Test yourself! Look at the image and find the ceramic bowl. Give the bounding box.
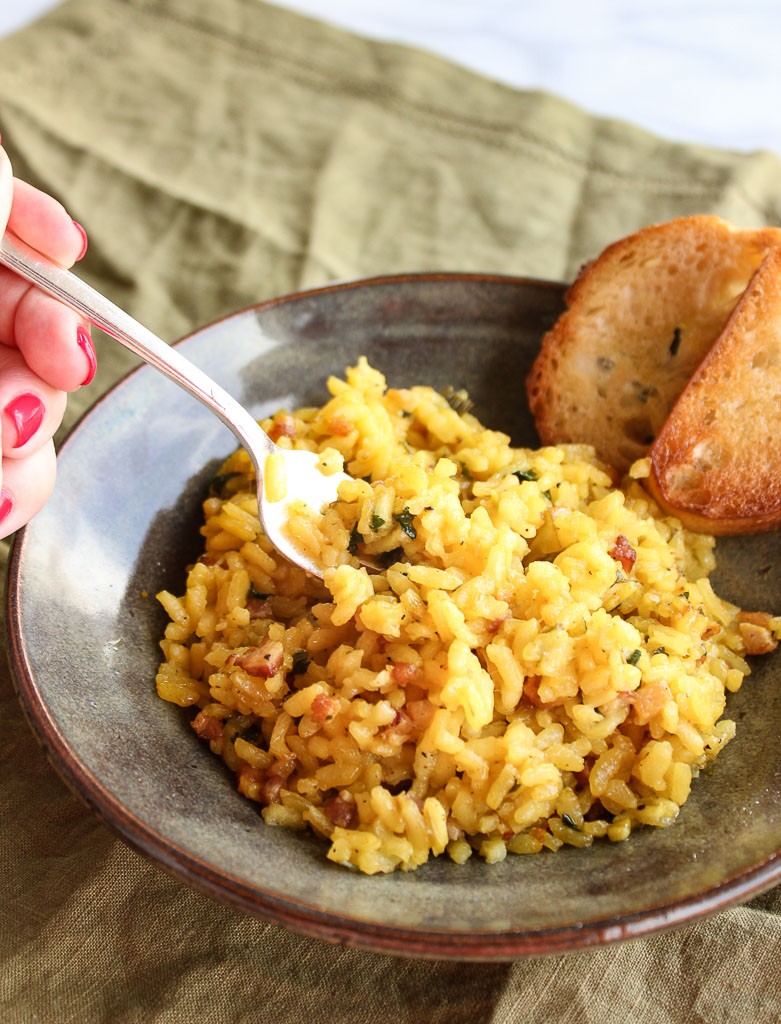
[7,273,781,959]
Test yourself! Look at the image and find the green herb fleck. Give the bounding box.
[209,471,242,497]
[376,547,404,569]
[513,469,538,483]
[394,508,417,540]
[628,649,642,666]
[290,650,310,676]
[652,646,667,656]
[370,513,386,531]
[348,525,363,555]
[543,489,553,502]
[247,584,269,601]
[561,813,578,829]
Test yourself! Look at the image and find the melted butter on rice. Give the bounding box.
[155,359,780,874]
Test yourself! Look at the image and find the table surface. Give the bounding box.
[3,0,781,157]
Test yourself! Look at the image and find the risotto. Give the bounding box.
[156,359,779,874]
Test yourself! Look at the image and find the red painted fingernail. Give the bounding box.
[72,220,88,261]
[0,488,13,524]
[77,325,97,386]
[4,392,45,448]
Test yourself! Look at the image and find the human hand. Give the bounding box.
[0,146,96,538]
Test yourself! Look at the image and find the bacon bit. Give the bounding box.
[405,699,435,730]
[236,763,265,801]
[324,792,358,829]
[191,711,224,742]
[522,675,566,709]
[247,596,273,620]
[609,534,637,575]
[267,414,297,442]
[391,662,419,686]
[385,709,415,737]
[575,758,594,789]
[376,636,388,653]
[738,611,775,629]
[260,755,296,805]
[237,640,284,678]
[738,612,778,656]
[701,623,720,640]
[197,554,219,566]
[311,693,340,724]
[630,682,669,725]
[327,414,354,437]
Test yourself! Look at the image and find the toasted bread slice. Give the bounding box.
[647,247,781,534]
[526,215,781,473]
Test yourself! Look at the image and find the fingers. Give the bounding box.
[0,145,96,392]
[0,267,96,391]
[0,440,57,539]
[0,346,67,459]
[8,177,88,269]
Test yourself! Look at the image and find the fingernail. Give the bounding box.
[0,488,13,524]
[77,325,97,386]
[72,220,88,261]
[4,393,45,448]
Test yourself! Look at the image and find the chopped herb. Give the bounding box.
[370,513,386,531]
[375,546,404,569]
[348,525,363,555]
[628,649,642,666]
[561,813,578,829]
[669,326,682,357]
[247,584,269,601]
[543,489,553,502]
[652,646,667,656]
[290,650,310,675]
[460,463,473,481]
[441,385,473,414]
[239,723,263,746]
[209,471,242,497]
[513,469,538,483]
[394,508,417,540]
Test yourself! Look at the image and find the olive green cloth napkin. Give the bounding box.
[1,1,780,1021]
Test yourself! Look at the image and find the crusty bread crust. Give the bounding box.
[526,215,781,473]
[648,247,781,534]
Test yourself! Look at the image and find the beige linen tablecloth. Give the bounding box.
[1,2,780,1020]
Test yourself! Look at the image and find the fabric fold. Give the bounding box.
[0,1,779,1021]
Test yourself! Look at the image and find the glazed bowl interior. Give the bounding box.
[7,273,781,959]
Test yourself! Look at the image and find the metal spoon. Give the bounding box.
[0,231,349,579]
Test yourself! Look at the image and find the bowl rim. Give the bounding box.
[7,271,781,960]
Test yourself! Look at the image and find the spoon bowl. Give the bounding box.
[0,232,347,578]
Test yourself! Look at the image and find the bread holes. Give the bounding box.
[690,438,727,472]
[751,345,780,370]
[664,463,712,508]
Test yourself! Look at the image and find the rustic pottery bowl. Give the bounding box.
[7,273,781,959]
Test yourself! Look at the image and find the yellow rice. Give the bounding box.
[156,358,779,874]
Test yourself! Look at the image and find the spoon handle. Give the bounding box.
[0,231,275,464]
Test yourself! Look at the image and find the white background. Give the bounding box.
[2,0,781,156]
